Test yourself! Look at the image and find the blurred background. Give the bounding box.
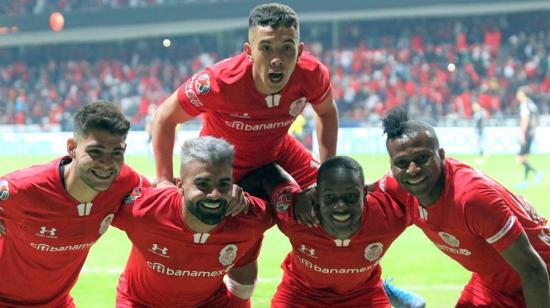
[1,0,549,307]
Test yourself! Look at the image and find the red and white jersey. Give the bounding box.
[377,158,550,292]
[271,183,410,298]
[113,186,273,307]
[177,51,332,168]
[0,157,145,307]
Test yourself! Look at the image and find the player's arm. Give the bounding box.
[311,93,338,162]
[224,260,257,308]
[500,232,550,308]
[152,90,195,187]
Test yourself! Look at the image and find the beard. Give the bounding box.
[186,199,228,225]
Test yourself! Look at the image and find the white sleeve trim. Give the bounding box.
[486,216,516,244]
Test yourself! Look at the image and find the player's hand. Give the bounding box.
[155,179,178,188]
[293,187,319,227]
[226,184,249,217]
[0,219,5,236]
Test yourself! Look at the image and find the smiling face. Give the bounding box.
[181,160,233,226]
[69,129,126,192]
[387,131,445,206]
[317,166,364,239]
[245,25,303,95]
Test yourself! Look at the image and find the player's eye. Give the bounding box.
[87,149,102,157]
[261,45,271,52]
[322,194,336,203]
[343,193,359,203]
[415,154,430,165]
[394,160,409,170]
[218,181,232,192]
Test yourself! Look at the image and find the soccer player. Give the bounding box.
[113,136,273,307]
[152,2,338,189]
[239,158,425,308]
[0,101,147,307]
[516,86,543,188]
[377,107,550,307]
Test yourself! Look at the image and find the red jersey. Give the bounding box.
[378,158,550,292]
[177,51,332,170]
[270,183,410,301]
[0,157,145,307]
[112,186,273,307]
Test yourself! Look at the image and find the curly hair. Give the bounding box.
[382,107,440,150]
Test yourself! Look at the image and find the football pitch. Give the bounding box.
[2,154,549,307]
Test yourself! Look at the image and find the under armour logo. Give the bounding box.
[149,243,169,257]
[298,244,317,258]
[37,226,57,238]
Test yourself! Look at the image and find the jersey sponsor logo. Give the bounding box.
[288,97,307,117]
[219,244,238,266]
[435,243,472,256]
[36,226,57,238]
[124,188,142,204]
[296,255,378,274]
[147,261,234,278]
[364,242,384,261]
[0,179,9,200]
[149,243,170,258]
[99,214,114,235]
[193,232,211,244]
[298,244,317,258]
[225,119,293,131]
[334,239,350,247]
[265,94,281,108]
[76,202,93,216]
[194,73,211,95]
[438,232,460,247]
[30,241,95,252]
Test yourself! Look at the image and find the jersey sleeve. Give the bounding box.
[112,187,144,233]
[235,236,264,267]
[463,187,524,252]
[176,69,220,116]
[303,56,332,105]
[268,181,301,224]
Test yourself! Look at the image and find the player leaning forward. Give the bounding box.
[114,136,272,307]
[377,108,550,307]
[0,101,146,307]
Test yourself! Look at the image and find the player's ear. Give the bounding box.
[244,42,252,61]
[438,148,445,161]
[67,138,77,158]
[297,42,304,59]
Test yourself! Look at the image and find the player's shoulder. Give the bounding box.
[207,52,250,87]
[1,158,60,193]
[365,190,409,225]
[122,186,180,217]
[296,51,326,72]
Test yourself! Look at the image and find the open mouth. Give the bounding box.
[331,213,352,223]
[199,200,226,211]
[91,169,115,180]
[268,72,284,83]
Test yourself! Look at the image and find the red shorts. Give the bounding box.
[271,279,391,308]
[456,273,525,308]
[233,134,319,189]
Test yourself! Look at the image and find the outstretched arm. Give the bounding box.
[500,232,550,308]
[311,94,338,162]
[152,91,194,187]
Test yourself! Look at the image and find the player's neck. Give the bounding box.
[182,209,218,233]
[63,162,99,203]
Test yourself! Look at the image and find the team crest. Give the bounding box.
[364,242,384,261]
[439,232,460,247]
[219,244,238,266]
[124,188,142,204]
[273,188,294,213]
[194,73,211,95]
[99,213,115,235]
[288,97,306,117]
[0,179,9,200]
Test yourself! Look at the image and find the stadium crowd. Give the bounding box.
[0,12,548,129]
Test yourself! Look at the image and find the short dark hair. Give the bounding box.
[318,156,364,186]
[249,3,299,30]
[382,107,439,150]
[73,101,130,138]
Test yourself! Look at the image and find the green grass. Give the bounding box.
[2,154,549,307]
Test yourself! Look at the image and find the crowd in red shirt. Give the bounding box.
[0,12,548,129]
